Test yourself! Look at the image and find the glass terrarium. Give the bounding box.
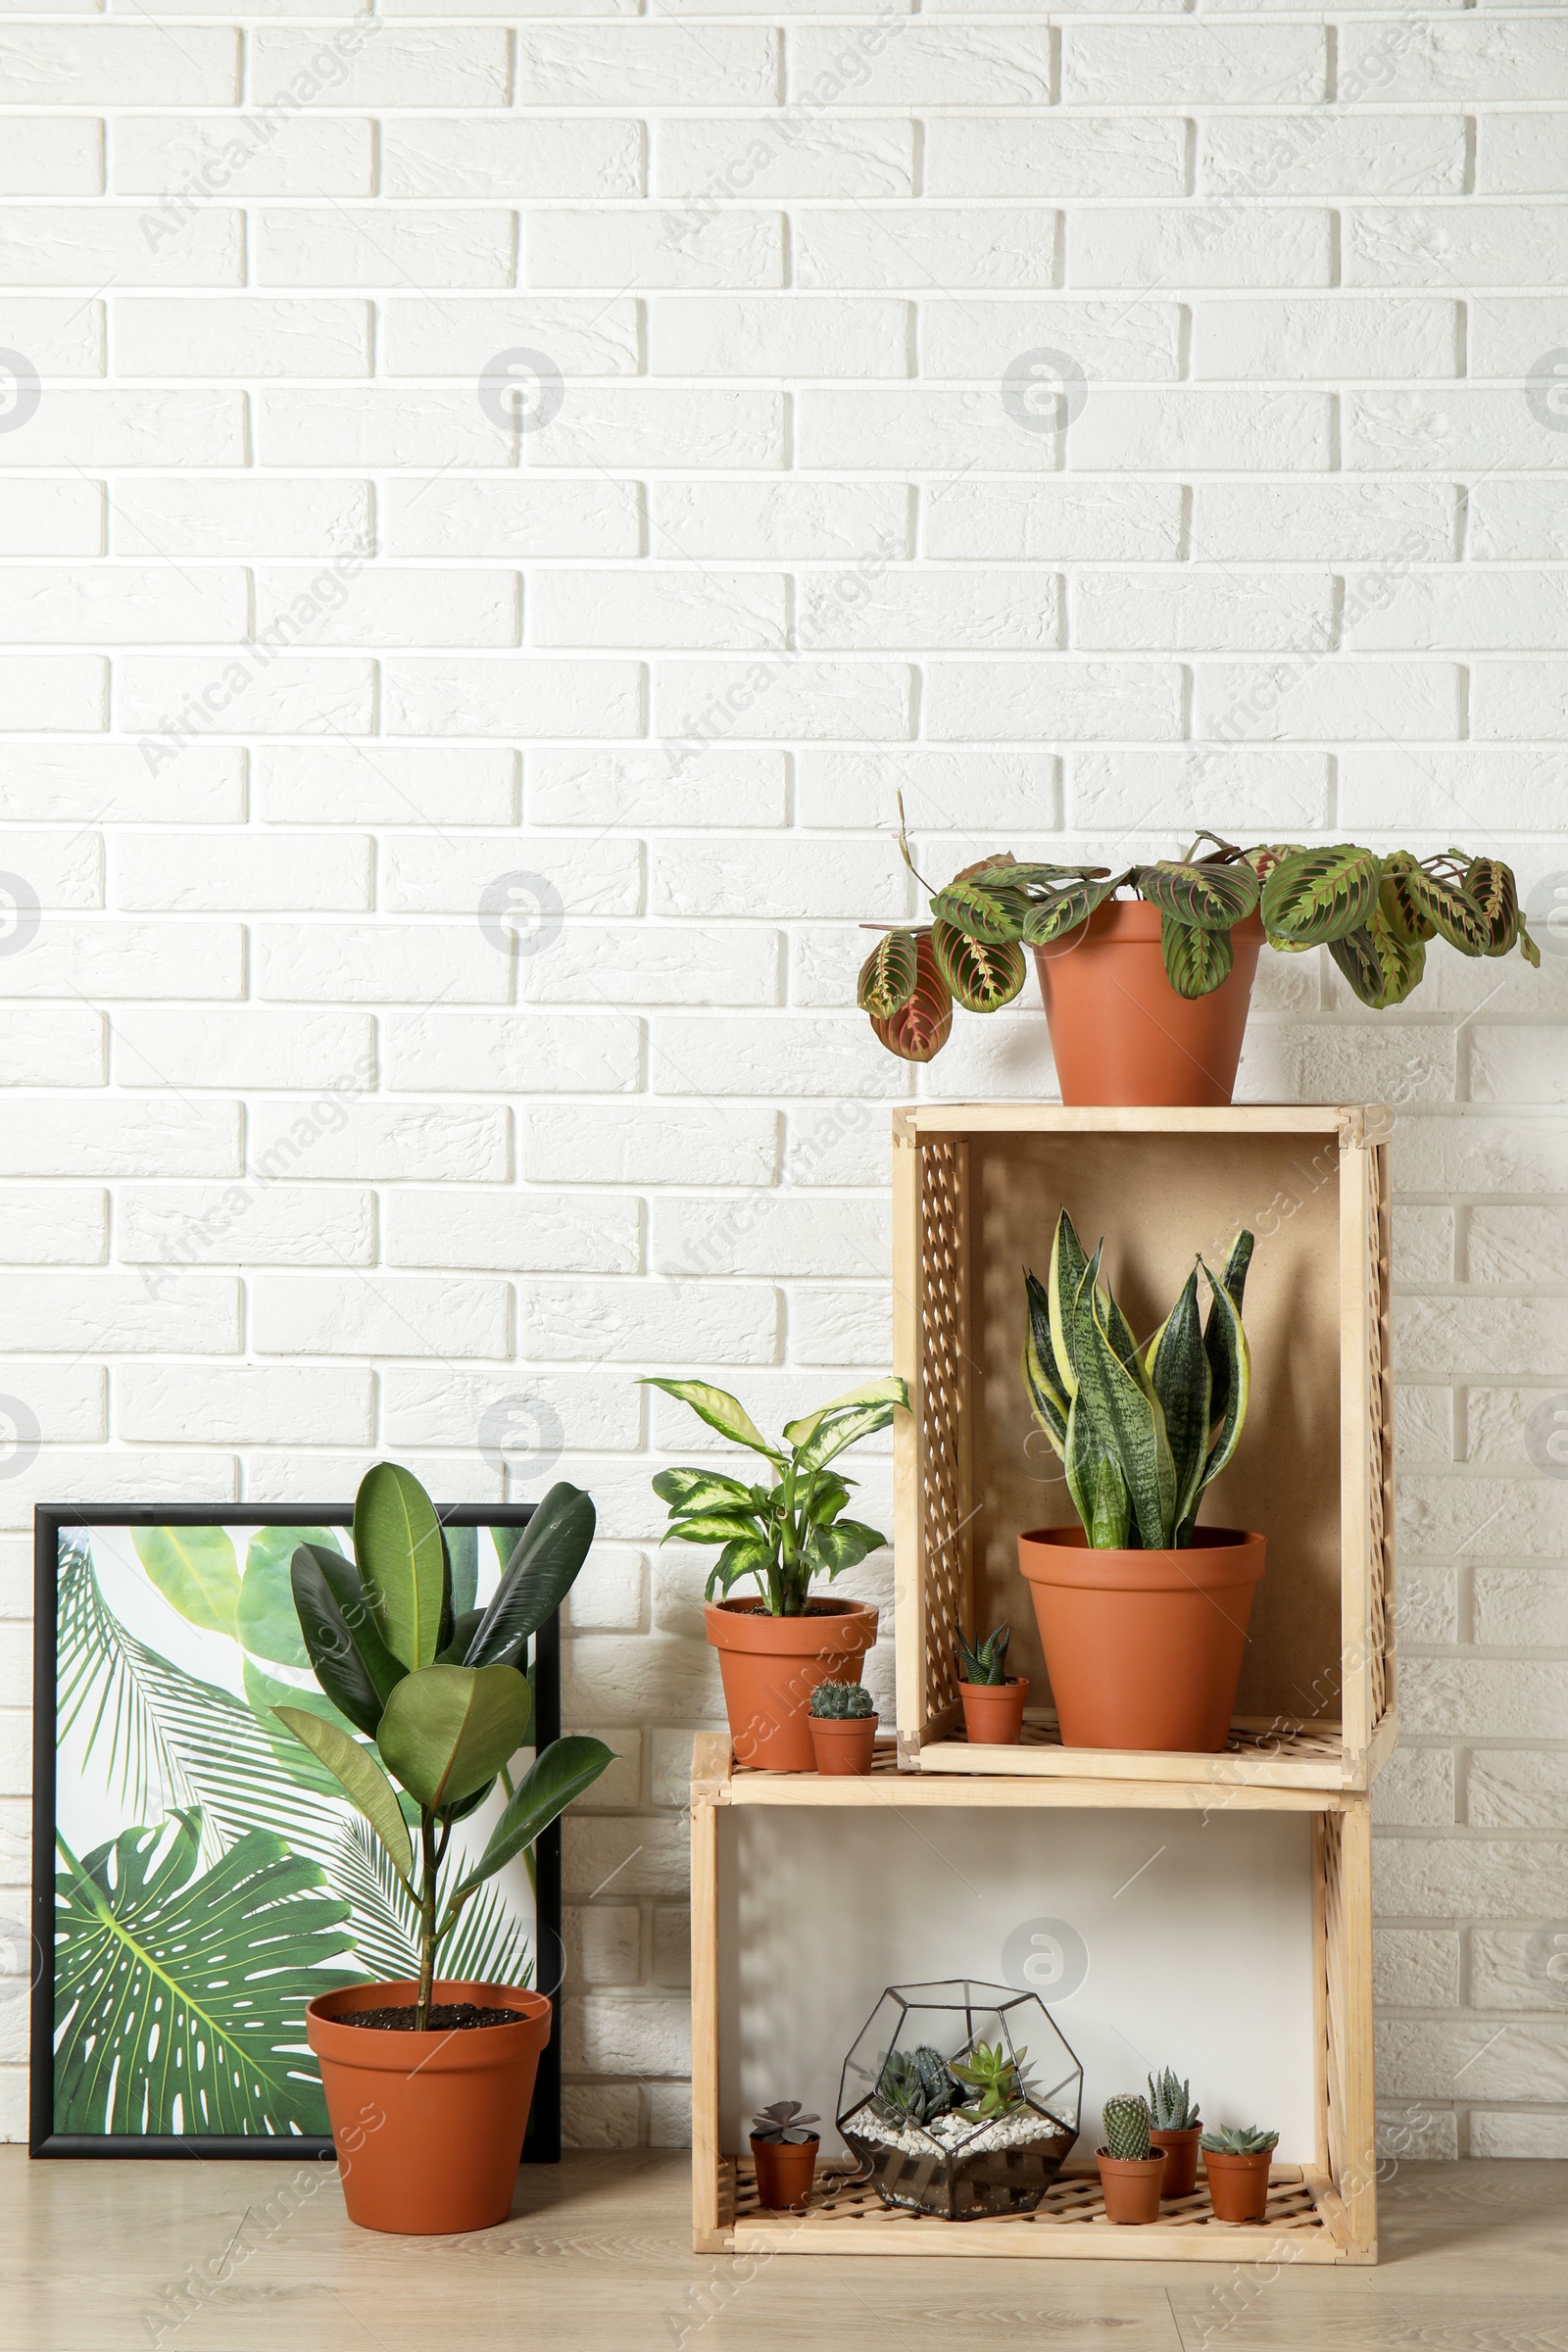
[837,1979,1082,2221]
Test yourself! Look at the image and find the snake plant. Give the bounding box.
[1024,1207,1253,1551]
[858,825,1539,1062]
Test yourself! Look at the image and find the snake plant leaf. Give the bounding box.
[1020,874,1121,946]
[929,872,1031,945]
[291,1542,408,1738]
[1145,1268,1214,1541]
[784,1375,906,1452]
[464,1482,596,1670]
[273,1705,416,1892]
[1022,1269,1068,1450]
[353,1462,447,1672]
[931,919,1027,1014]
[1160,912,1236,1001]
[857,928,920,1018]
[1138,858,1260,932]
[441,1737,615,1928]
[1047,1208,1093,1401]
[1072,1265,1177,1549]
[1204,1230,1254,1435]
[870,930,953,1061]
[1260,844,1381,947]
[1400,865,1490,956]
[1064,1396,1132,1548]
[1462,858,1521,956]
[1189,1259,1252,1530]
[377,1663,533,1812]
[132,1526,241,1641]
[640,1377,783,1463]
[53,1811,353,2138]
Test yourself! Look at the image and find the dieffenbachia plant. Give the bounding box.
[276,1463,613,2030]
[644,1375,907,1616]
[858,831,1540,1063]
[1023,1208,1254,1551]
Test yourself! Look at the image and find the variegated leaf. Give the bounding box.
[857,928,919,1018]
[1243,842,1305,882]
[1260,843,1381,947]
[1462,857,1520,956]
[931,918,1027,1012]
[1379,852,1436,944]
[1160,913,1235,1000]
[1144,1269,1212,1544]
[869,930,953,1061]
[1020,874,1121,946]
[928,872,1030,945]
[1138,858,1260,932]
[1401,865,1490,956]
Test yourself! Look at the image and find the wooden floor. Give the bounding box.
[0,2150,1563,2351]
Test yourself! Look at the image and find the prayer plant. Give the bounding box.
[276,1462,613,2030]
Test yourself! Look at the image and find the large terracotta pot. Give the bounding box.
[1017,1527,1266,1752]
[1032,903,1264,1106]
[1202,2145,1275,2224]
[307,1978,550,2234]
[958,1676,1029,1745]
[706,1596,878,1772]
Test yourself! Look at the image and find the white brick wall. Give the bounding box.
[0,0,1565,2162]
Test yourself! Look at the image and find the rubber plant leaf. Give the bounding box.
[857,928,919,1019]
[639,1377,783,1463]
[1144,1268,1214,1541]
[464,1481,596,1669]
[1138,858,1259,932]
[353,1461,448,1672]
[273,1703,416,1892]
[441,1737,615,1928]
[1401,864,1490,956]
[377,1662,534,1812]
[870,930,953,1062]
[1462,857,1520,956]
[931,920,1027,1014]
[1020,874,1121,947]
[1160,912,1235,1001]
[1259,844,1381,947]
[290,1541,409,1738]
[132,1526,241,1640]
[52,1809,354,2138]
[1204,1229,1254,1436]
[928,872,1031,946]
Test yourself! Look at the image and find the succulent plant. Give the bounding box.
[874,2043,957,2126]
[956,1623,1010,1686]
[1024,1205,1253,1551]
[1102,2092,1153,2162]
[809,1678,875,1719]
[951,2038,1030,2124]
[645,1375,906,1616]
[1148,2069,1200,2132]
[1201,2123,1279,2156]
[858,823,1540,1063]
[751,2099,820,2145]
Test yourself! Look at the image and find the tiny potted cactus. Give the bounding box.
[1148,2068,1202,2198]
[1201,2123,1279,2223]
[809,1677,879,1774]
[1096,2091,1167,2225]
[956,1622,1029,1745]
[749,2099,820,2211]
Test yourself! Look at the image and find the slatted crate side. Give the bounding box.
[1319,1803,1378,2261]
[893,1119,972,1753]
[1371,1137,1396,1740]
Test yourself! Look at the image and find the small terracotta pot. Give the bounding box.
[958,1676,1029,1745]
[1033,902,1264,1107]
[750,2132,819,2211]
[1018,1526,1266,1752]
[809,1712,878,1775]
[706,1596,877,1773]
[1152,2125,1202,2199]
[1203,2146,1274,2224]
[1096,2147,1167,2225]
[306,1978,551,2235]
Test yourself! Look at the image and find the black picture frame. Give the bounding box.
[30,1502,562,2164]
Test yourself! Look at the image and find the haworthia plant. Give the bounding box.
[1023,1207,1254,1551]
[858,828,1540,1062]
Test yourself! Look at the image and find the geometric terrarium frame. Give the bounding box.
[29,1504,561,2161]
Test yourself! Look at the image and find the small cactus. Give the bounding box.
[1200,2123,1278,2156]
[809,1678,875,1719]
[1148,2068,1200,2132]
[1102,2092,1152,2162]
[874,2043,956,2125]
[956,1623,1010,1686]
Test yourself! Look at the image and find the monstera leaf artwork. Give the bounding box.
[54,1810,353,2137]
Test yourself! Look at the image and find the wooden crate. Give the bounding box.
[689,1736,1377,2264]
[891,1104,1396,1791]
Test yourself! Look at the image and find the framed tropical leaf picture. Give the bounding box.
[29,1504,562,2159]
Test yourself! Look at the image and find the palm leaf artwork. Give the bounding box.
[53,1519,549,2131]
[54,1810,355,2137]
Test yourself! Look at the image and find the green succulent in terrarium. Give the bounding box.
[873,2043,957,2127]
[951,2038,1031,2124]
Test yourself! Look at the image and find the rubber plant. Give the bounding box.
[858,824,1540,1064]
[276,1462,613,2030]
